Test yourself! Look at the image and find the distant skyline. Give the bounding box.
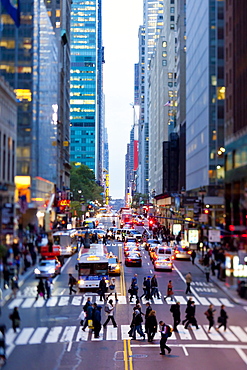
[102,0,143,199]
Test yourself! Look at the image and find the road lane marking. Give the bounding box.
[197,297,210,306]
[182,345,189,356]
[45,326,63,343]
[123,340,128,370]
[172,295,187,304]
[229,326,247,342]
[177,325,192,340]
[91,331,103,341]
[67,341,73,351]
[58,296,70,306]
[29,327,48,344]
[235,348,247,365]
[173,265,201,301]
[21,298,36,308]
[46,297,58,307]
[106,325,118,340]
[60,326,76,342]
[33,298,46,308]
[203,326,224,341]
[219,298,234,308]
[219,328,238,342]
[71,296,83,306]
[207,297,222,306]
[15,328,34,345]
[191,325,208,341]
[186,296,201,305]
[8,298,24,310]
[121,325,130,340]
[5,329,18,346]
[128,339,133,370]
[76,327,89,341]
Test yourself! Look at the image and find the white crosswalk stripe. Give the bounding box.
[7,295,235,309]
[5,324,247,347]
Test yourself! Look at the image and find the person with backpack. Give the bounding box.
[170,301,181,332]
[103,299,117,328]
[159,321,172,355]
[68,274,77,295]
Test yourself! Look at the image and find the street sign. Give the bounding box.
[208,229,221,242]
[199,214,208,223]
[188,229,199,244]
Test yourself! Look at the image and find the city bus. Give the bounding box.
[76,243,109,290]
[82,217,99,229]
[53,229,78,256]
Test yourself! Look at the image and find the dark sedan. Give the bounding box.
[125,252,142,267]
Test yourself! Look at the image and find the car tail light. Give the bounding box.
[175,250,178,253]
[171,256,174,260]
[168,263,172,266]
[188,251,192,254]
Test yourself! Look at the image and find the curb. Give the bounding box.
[194,260,247,306]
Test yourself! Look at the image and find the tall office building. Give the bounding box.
[0,0,58,226]
[224,0,247,232]
[149,0,177,197]
[186,0,225,226]
[137,0,163,195]
[70,0,104,183]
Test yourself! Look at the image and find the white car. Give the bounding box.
[97,223,105,230]
[154,256,173,271]
[34,258,61,278]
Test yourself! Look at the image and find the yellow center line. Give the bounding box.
[123,339,128,370]
[128,339,133,370]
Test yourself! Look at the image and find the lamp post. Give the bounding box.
[198,186,207,256]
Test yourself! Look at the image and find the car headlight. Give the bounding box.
[34,268,41,274]
[48,268,55,274]
[78,280,84,285]
[67,246,72,252]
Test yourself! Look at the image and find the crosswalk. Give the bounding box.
[5,324,247,346]
[8,294,234,310]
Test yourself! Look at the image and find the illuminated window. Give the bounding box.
[217,86,225,100]
[211,75,217,86]
[168,73,173,79]
[212,130,217,141]
[162,51,167,57]
[162,41,167,47]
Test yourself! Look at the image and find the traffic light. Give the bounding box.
[203,208,210,214]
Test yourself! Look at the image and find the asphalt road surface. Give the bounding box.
[2,217,247,370]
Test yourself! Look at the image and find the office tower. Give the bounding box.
[149,0,177,197]
[186,0,225,226]
[0,0,58,226]
[137,0,163,195]
[70,0,104,183]
[224,0,247,231]
[176,0,186,191]
[0,76,17,243]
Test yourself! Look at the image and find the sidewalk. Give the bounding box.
[194,256,247,306]
[1,266,35,306]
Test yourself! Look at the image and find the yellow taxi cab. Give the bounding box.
[107,252,121,275]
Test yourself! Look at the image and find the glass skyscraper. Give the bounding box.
[70,0,104,182]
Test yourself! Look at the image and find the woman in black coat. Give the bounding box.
[10,307,20,333]
[145,310,157,342]
[216,304,228,331]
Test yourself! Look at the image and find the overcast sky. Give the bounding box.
[102,0,143,199]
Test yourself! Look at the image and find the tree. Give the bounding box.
[70,163,103,206]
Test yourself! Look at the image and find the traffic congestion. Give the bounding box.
[1,208,247,370]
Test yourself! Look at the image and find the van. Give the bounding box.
[152,246,174,262]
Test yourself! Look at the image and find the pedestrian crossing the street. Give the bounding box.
[5,324,247,347]
[8,294,234,310]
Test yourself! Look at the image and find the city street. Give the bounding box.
[1,218,247,370]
